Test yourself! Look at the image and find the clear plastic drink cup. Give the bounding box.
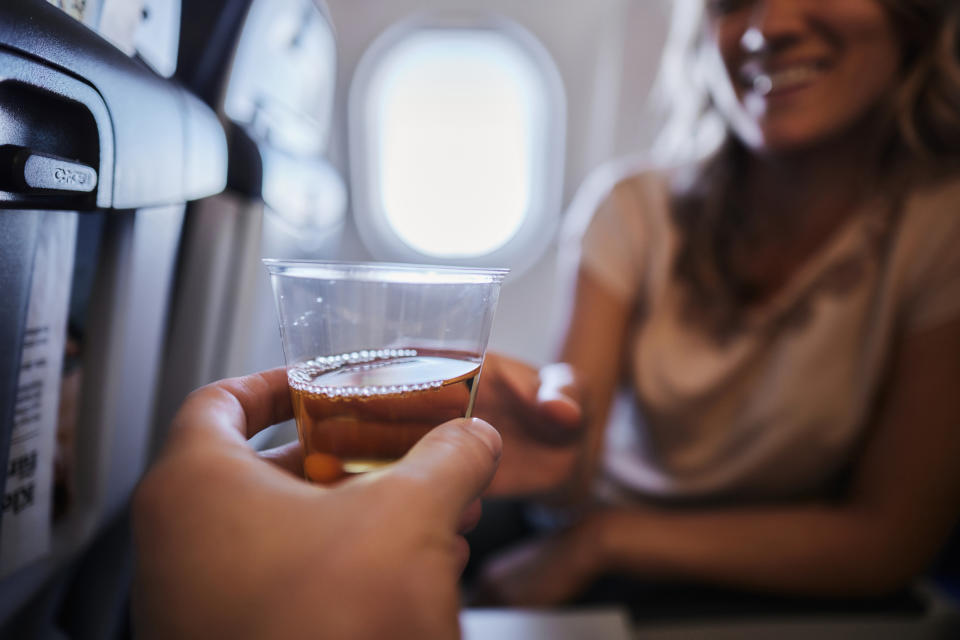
[264,259,507,483]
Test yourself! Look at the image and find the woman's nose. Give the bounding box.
[740,0,806,54]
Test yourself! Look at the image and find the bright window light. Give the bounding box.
[367,30,543,258]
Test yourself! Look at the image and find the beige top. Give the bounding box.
[566,158,960,502]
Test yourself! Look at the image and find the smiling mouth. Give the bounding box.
[741,63,827,97]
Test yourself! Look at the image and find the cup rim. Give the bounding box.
[262,258,510,284]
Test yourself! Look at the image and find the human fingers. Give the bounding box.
[483,356,583,434]
[453,499,481,574]
[258,440,305,477]
[167,368,293,449]
[388,418,502,527]
[457,498,483,534]
[536,363,583,428]
[485,352,538,402]
[474,353,541,423]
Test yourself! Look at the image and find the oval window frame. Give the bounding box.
[223,0,339,156]
[348,12,566,276]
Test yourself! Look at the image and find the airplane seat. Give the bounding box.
[155,0,346,451]
[0,0,227,637]
[929,523,960,602]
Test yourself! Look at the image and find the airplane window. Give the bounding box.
[45,0,99,24]
[351,19,565,273]
[133,0,182,77]
[224,0,337,156]
[47,0,182,78]
[369,30,535,258]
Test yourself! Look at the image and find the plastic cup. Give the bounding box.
[264,259,507,483]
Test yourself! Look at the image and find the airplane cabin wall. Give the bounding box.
[323,0,671,364]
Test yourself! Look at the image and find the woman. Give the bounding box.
[474,0,960,605]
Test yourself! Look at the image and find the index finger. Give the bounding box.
[167,368,294,449]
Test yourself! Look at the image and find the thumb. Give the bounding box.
[388,418,502,525]
[532,363,585,443]
[536,362,582,422]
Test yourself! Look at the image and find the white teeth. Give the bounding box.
[750,66,821,96]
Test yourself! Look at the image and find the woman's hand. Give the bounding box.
[473,353,587,498]
[472,517,604,607]
[132,368,501,640]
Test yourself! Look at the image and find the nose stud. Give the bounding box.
[741,26,765,53]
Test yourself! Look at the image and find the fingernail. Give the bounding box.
[463,418,502,460]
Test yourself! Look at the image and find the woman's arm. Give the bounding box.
[480,267,634,498]
[588,316,960,597]
[557,267,636,497]
[479,317,960,605]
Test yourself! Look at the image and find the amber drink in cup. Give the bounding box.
[265,260,506,483]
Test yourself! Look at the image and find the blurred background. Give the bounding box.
[0,0,957,638]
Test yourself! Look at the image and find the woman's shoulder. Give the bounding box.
[892,171,960,332]
[565,155,678,232]
[562,157,678,301]
[898,172,960,243]
[573,155,675,204]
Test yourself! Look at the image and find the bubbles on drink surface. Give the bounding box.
[288,348,483,479]
[288,348,477,398]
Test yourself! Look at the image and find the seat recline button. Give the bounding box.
[22,152,98,192]
[0,146,98,194]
